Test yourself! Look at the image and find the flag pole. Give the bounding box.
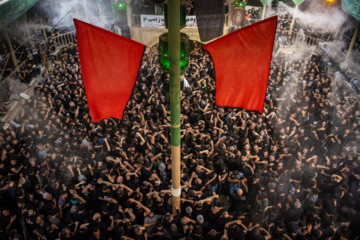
[168,0,182,213]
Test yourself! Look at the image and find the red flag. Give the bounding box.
[74,19,145,122]
[202,16,277,113]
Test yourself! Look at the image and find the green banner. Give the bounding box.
[292,0,305,5]
[0,0,39,29]
[342,0,360,21]
[260,0,271,6]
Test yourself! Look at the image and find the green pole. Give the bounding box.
[168,0,181,213]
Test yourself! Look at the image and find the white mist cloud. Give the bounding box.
[319,41,360,79]
[278,1,348,34]
[37,0,112,31]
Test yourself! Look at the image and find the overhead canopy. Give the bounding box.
[0,0,39,29]
[246,0,263,7]
[342,0,360,21]
[292,0,305,5]
[260,0,271,6]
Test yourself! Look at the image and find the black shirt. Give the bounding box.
[141,167,152,182]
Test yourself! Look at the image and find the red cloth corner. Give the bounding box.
[74,19,145,122]
[202,16,278,113]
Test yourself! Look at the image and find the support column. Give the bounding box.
[83,0,89,22]
[261,5,266,20]
[4,30,19,72]
[126,0,133,27]
[334,27,340,39]
[39,42,47,67]
[42,19,47,41]
[346,20,360,59]
[227,0,232,27]
[289,4,298,36]
[168,0,181,214]
[97,2,104,25]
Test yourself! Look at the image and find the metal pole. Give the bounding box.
[168,0,181,213]
[289,4,298,36]
[261,5,266,20]
[346,20,360,59]
[97,2,104,25]
[42,19,47,41]
[227,0,232,27]
[83,0,89,22]
[4,30,19,72]
[111,0,116,32]
[126,0,133,27]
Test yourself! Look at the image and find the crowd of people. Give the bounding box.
[0,14,48,112]
[0,40,43,116]
[0,34,26,79]
[0,11,360,240]
[0,12,46,80]
[243,7,262,27]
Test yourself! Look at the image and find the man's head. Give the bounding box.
[185,206,193,215]
[134,226,143,235]
[197,214,204,224]
[36,215,45,225]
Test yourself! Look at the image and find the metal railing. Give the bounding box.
[288,31,322,46]
[1,59,28,83]
[53,31,77,48]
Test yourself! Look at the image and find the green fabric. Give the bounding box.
[152,160,159,169]
[171,126,181,146]
[0,0,39,29]
[260,0,271,5]
[342,0,360,21]
[292,0,305,5]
